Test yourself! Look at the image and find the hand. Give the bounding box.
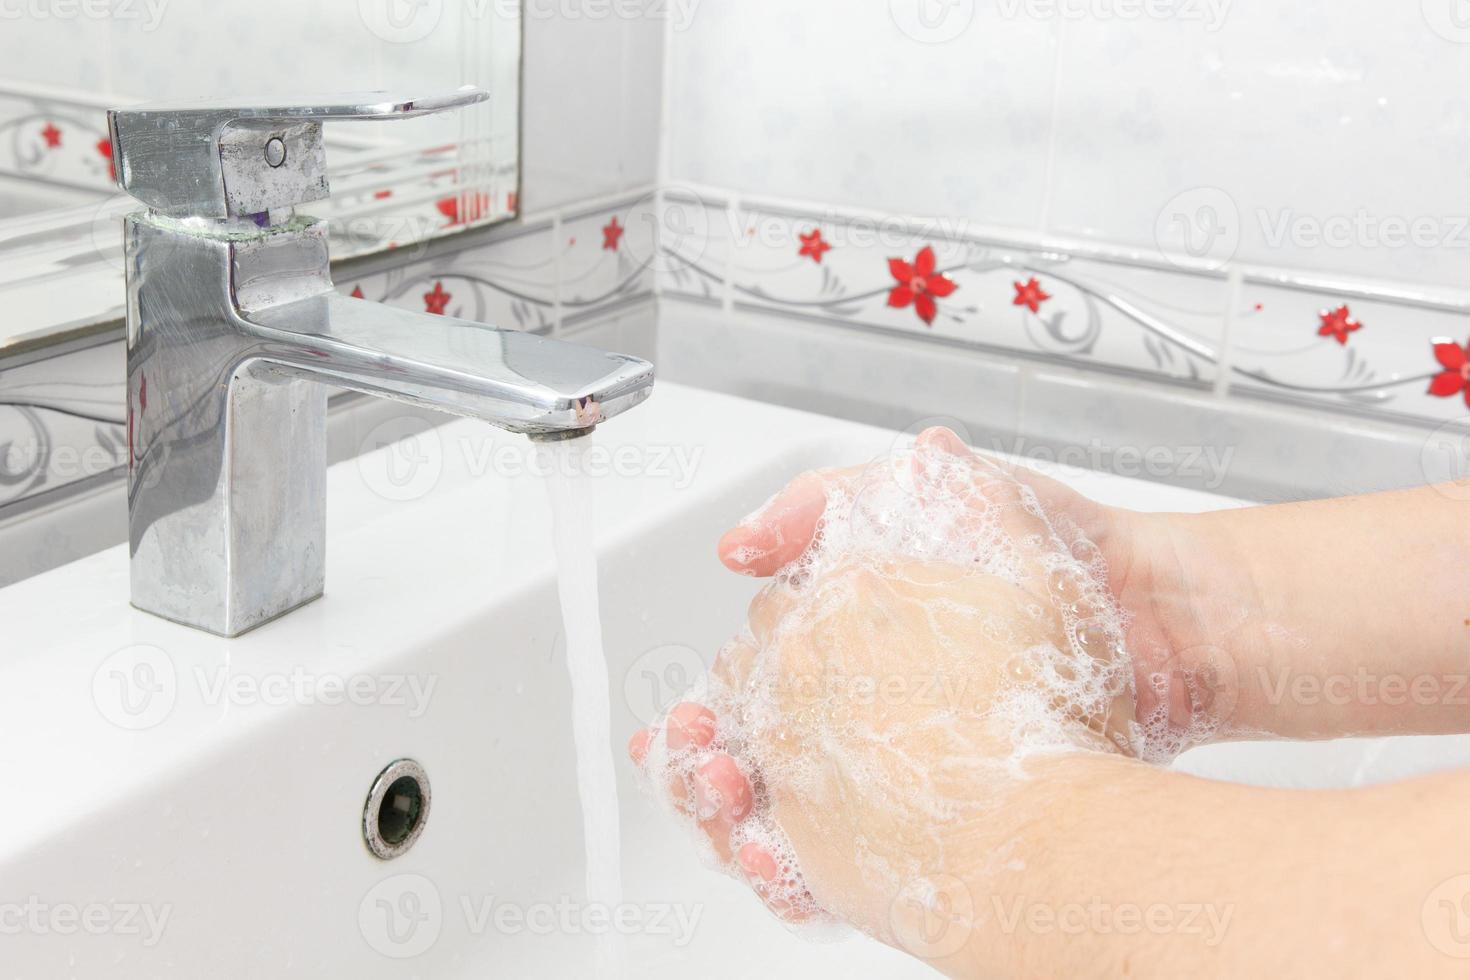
[717,427,1239,758]
[629,427,1147,954]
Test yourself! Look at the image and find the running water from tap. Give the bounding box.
[541,436,627,978]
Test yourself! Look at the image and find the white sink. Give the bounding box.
[2,382,1452,977]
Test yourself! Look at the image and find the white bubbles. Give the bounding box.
[636,435,1153,929]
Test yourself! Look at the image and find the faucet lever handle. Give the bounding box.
[107,86,490,219]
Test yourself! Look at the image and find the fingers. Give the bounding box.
[718,467,857,577]
[737,842,816,922]
[628,702,813,922]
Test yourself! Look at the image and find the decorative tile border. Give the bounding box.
[656,187,1470,427]
[9,179,1470,519]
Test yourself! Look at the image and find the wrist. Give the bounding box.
[1113,510,1263,755]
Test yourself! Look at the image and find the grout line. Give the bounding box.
[551,212,564,336]
[1037,17,1068,237]
[1215,266,1243,399]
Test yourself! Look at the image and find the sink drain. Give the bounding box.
[363,759,430,860]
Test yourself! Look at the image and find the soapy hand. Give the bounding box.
[628,428,1168,948]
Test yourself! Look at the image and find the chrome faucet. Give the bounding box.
[109,88,654,637]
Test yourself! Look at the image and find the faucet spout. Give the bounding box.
[245,292,652,435]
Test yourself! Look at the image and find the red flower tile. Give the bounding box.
[887,246,957,326]
[41,123,61,148]
[1317,305,1362,345]
[603,216,624,251]
[423,281,451,315]
[798,228,832,264]
[1429,337,1470,406]
[1012,277,1051,314]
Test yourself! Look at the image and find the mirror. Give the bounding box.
[0,1,522,348]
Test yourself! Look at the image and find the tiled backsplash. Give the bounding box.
[656,186,1470,428]
[661,0,1470,425]
[6,3,1470,537]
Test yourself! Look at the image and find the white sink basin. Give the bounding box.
[3,381,1443,977]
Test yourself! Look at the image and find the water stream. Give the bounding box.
[542,438,627,977]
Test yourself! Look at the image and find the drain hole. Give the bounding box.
[378,776,424,846]
[364,759,431,860]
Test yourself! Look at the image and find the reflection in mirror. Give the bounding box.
[0,1,521,347]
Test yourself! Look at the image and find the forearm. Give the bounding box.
[1143,485,1470,741]
[945,754,1470,978]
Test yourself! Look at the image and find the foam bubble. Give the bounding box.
[636,437,1165,930]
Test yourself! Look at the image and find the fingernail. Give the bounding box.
[627,728,653,766]
[737,843,778,883]
[667,702,717,750]
[698,755,753,821]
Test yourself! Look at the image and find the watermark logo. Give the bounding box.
[993,0,1231,31]
[1258,666,1469,709]
[1155,187,1240,270]
[624,643,708,725]
[1422,0,1470,43]
[622,187,713,276]
[360,873,443,958]
[1424,874,1470,957]
[992,896,1233,945]
[0,0,169,30]
[358,416,445,503]
[92,644,177,731]
[0,898,172,947]
[358,0,443,43]
[356,419,706,503]
[92,645,438,730]
[1422,419,1470,502]
[890,0,977,44]
[889,874,975,960]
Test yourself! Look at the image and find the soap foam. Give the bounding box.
[637,435,1164,929]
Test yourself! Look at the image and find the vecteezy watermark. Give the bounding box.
[2,441,124,486]
[92,644,438,731]
[889,874,975,960]
[617,187,714,276]
[994,0,1231,30]
[503,0,703,30]
[1424,874,1470,957]
[356,417,706,503]
[624,643,708,726]
[1422,419,1470,502]
[0,0,168,29]
[1257,666,1470,709]
[731,208,974,254]
[985,436,1237,491]
[357,0,443,43]
[991,896,1234,946]
[1155,187,1241,270]
[1256,209,1470,252]
[777,669,982,712]
[92,645,177,731]
[359,0,702,43]
[890,0,977,44]
[358,873,704,958]
[1422,0,1470,43]
[0,897,172,947]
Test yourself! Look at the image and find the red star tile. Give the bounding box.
[1012,277,1051,314]
[423,281,451,315]
[1317,304,1362,345]
[798,228,832,264]
[603,216,624,251]
[40,123,61,148]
